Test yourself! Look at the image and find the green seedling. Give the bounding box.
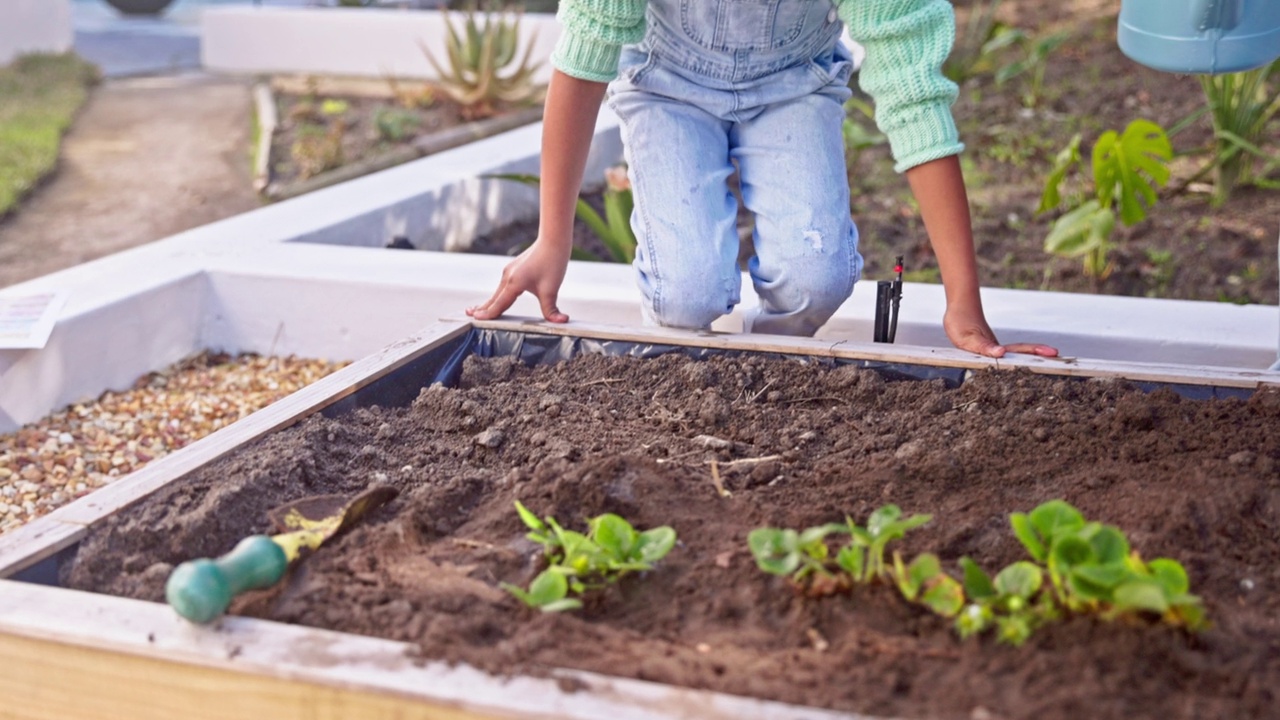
[988,28,1069,107]
[748,504,931,596]
[503,501,676,612]
[891,552,965,617]
[955,557,1053,645]
[855,504,933,582]
[1038,120,1172,280]
[1010,500,1205,629]
[747,522,849,585]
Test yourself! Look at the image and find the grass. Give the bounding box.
[0,53,99,217]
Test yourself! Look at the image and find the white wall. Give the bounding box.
[202,6,561,83]
[0,0,73,66]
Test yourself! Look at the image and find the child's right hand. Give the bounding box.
[465,240,571,323]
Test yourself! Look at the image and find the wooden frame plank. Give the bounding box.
[0,581,870,720]
[469,317,1280,390]
[0,321,472,578]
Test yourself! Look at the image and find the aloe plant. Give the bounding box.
[419,2,544,117]
[1198,60,1280,206]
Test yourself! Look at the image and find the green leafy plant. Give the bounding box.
[320,98,350,116]
[419,2,544,118]
[290,122,346,180]
[986,28,1069,107]
[1038,120,1173,279]
[373,106,422,143]
[943,0,1007,84]
[1009,500,1204,629]
[891,551,965,617]
[1198,60,1280,206]
[955,557,1054,645]
[488,164,637,263]
[502,501,676,612]
[748,505,931,596]
[747,522,850,592]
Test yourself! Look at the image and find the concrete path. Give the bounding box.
[0,73,260,289]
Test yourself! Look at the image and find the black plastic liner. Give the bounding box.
[324,327,1255,415]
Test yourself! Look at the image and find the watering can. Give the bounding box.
[1118,0,1280,74]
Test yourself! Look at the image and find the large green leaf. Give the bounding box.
[1092,119,1172,226]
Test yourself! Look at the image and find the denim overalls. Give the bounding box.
[607,0,863,336]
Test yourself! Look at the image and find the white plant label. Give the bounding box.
[0,292,70,350]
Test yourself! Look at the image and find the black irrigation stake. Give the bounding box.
[873,256,904,344]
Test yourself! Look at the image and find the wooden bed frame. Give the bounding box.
[1,319,1273,720]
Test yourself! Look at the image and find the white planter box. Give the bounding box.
[0,0,72,66]
[201,6,561,83]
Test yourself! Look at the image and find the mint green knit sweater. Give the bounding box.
[552,0,962,172]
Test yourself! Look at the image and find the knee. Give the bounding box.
[644,291,734,331]
[640,271,738,331]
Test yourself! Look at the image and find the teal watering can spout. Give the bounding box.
[1118,0,1280,74]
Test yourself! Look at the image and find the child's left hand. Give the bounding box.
[944,304,1059,359]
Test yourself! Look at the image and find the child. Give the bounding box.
[467,0,1057,359]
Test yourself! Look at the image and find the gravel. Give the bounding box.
[0,352,346,534]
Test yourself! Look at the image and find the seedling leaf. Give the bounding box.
[994,561,1043,599]
[960,557,997,600]
[591,514,637,560]
[748,528,801,576]
[1114,579,1170,614]
[514,500,545,532]
[1148,558,1190,596]
[1088,526,1130,564]
[1029,500,1085,539]
[1010,513,1046,562]
[867,505,902,536]
[836,544,865,578]
[636,526,677,564]
[921,575,965,617]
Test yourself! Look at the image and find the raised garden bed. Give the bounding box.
[259,77,543,202]
[2,319,1276,719]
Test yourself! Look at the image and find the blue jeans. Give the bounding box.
[607,0,863,336]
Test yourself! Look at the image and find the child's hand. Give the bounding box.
[465,242,570,323]
[944,304,1059,359]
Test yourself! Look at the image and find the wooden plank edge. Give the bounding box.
[467,317,1280,390]
[0,321,473,578]
[0,580,872,720]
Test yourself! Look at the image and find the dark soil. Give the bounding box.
[65,350,1280,720]
[468,1,1280,305]
[271,87,536,186]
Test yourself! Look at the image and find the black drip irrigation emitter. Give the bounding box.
[873,255,904,344]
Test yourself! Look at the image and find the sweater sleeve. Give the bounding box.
[836,0,964,172]
[551,0,648,83]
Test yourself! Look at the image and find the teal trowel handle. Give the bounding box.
[165,535,289,624]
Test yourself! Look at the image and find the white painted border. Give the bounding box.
[201,6,563,84]
[0,0,72,66]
